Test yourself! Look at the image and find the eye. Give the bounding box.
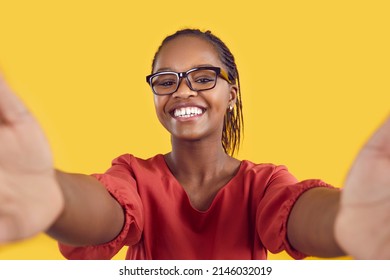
[194,77,215,84]
[158,80,176,87]
[152,74,177,88]
[190,69,217,84]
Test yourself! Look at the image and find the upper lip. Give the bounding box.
[168,102,206,115]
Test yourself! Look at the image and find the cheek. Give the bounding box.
[209,90,231,113]
[153,95,169,120]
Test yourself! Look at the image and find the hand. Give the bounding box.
[0,75,64,243]
[335,115,390,259]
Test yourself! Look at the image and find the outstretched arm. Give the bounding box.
[0,75,124,245]
[47,171,124,246]
[288,116,390,259]
[287,186,343,258]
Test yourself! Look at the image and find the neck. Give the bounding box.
[165,137,233,184]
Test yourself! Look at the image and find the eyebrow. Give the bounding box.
[154,64,216,73]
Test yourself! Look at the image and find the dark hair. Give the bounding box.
[151,29,244,156]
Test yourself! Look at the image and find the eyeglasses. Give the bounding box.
[146,66,231,96]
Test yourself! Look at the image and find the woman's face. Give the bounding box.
[152,35,237,144]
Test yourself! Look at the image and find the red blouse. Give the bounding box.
[59,154,333,260]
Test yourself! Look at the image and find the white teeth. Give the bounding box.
[174,107,203,118]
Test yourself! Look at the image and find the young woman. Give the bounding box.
[0,29,389,260]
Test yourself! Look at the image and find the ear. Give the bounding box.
[228,84,238,107]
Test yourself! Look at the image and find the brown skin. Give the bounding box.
[47,171,124,246]
[287,187,343,257]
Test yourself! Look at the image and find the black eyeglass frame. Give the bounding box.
[146,66,232,96]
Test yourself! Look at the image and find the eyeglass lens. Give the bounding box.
[151,69,217,95]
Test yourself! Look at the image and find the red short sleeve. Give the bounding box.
[59,154,144,260]
[256,166,335,259]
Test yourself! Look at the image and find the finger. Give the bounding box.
[363,115,390,154]
[0,74,30,124]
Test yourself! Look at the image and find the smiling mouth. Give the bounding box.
[172,107,204,118]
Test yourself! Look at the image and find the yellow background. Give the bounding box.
[0,0,388,260]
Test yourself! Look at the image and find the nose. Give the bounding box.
[171,78,197,98]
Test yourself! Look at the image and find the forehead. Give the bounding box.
[153,35,222,72]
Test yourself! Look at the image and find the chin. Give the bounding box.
[172,133,203,142]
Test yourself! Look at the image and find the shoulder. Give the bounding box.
[239,159,295,181]
[110,153,165,170]
[93,154,166,181]
[234,159,299,195]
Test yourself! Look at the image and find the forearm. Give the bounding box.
[287,187,345,258]
[46,170,124,246]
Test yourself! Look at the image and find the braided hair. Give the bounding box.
[151,29,244,156]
